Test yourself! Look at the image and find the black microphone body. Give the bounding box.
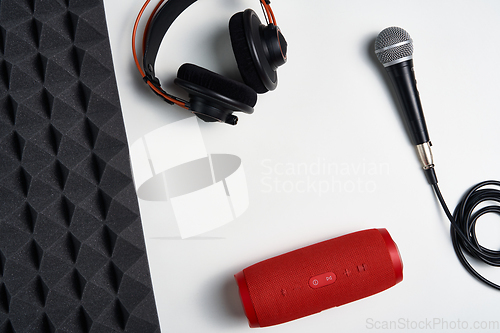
[385,59,429,145]
[375,27,437,184]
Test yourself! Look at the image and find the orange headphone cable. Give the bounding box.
[132,0,188,108]
[260,0,276,25]
[142,0,166,53]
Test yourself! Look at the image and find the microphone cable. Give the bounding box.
[429,174,500,290]
[374,26,500,290]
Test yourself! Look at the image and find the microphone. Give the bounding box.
[375,29,500,292]
[375,27,437,184]
[235,228,403,327]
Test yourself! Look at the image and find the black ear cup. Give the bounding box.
[229,9,287,93]
[174,63,257,125]
[229,11,267,93]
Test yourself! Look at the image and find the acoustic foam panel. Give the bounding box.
[0,0,161,332]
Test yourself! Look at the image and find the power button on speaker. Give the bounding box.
[309,272,336,289]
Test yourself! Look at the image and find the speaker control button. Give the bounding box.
[309,272,336,289]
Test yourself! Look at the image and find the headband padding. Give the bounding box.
[177,63,257,107]
[229,12,268,94]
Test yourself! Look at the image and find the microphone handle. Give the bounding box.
[385,60,437,184]
[385,59,429,145]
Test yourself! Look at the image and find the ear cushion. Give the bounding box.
[229,12,268,94]
[177,63,257,107]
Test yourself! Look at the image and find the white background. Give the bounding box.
[104,1,500,332]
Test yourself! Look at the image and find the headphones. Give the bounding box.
[133,0,288,125]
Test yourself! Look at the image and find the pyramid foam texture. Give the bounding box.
[0,0,161,332]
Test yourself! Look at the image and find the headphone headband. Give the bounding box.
[142,0,276,83]
[143,0,196,81]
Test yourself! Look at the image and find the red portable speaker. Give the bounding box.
[235,228,403,327]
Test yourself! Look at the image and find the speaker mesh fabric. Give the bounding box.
[242,229,399,327]
[0,1,161,332]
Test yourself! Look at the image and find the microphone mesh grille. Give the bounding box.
[375,27,413,65]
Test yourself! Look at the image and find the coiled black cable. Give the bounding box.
[431,180,500,290]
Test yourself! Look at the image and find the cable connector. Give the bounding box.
[416,141,434,170]
[416,141,437,184]
[424,167,438,185]
[142,75,161,87]
[142,76,175,105]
